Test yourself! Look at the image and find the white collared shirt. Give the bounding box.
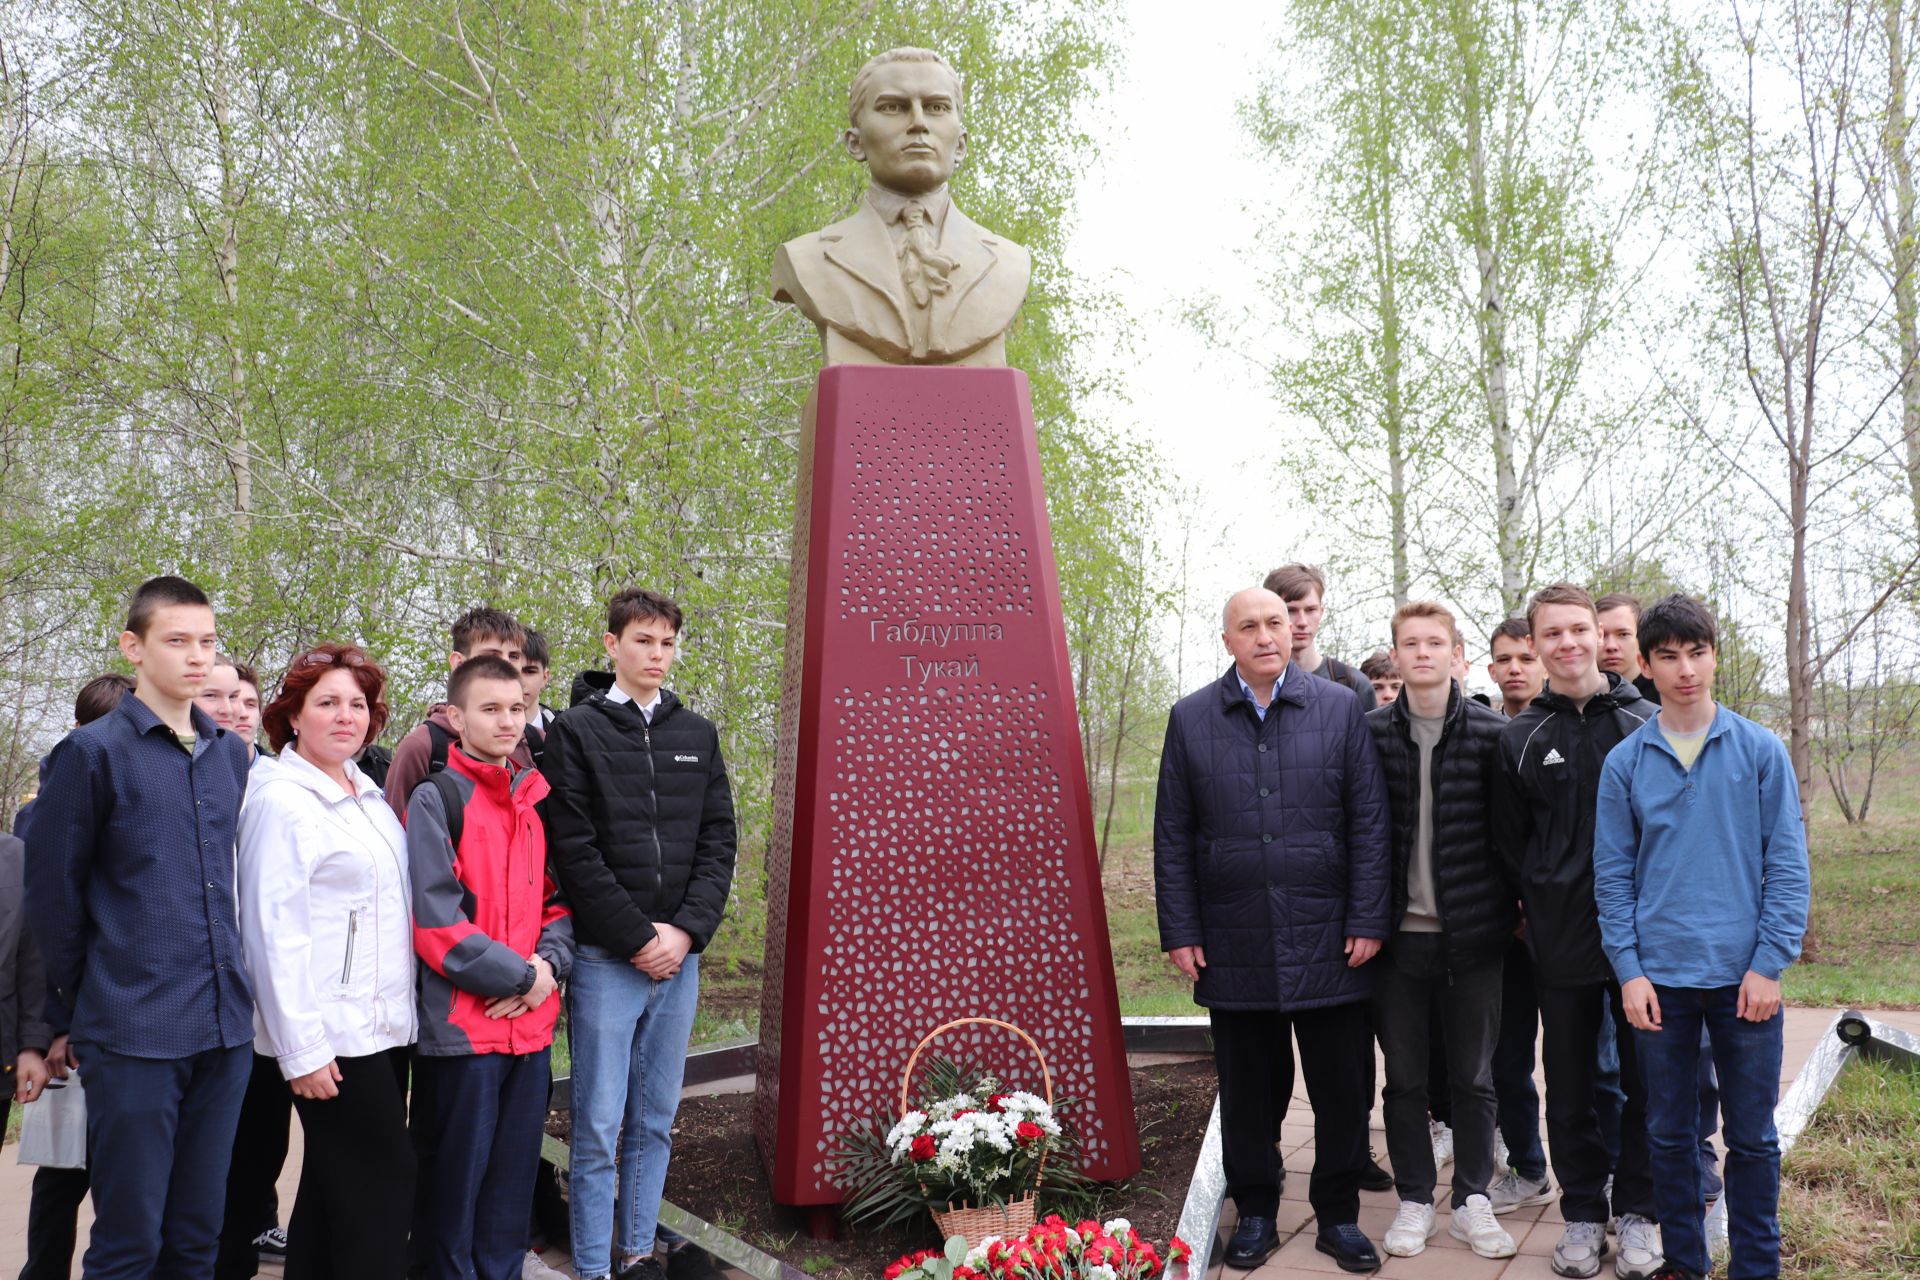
[1236,665,1287,721]
[604,682,662,724]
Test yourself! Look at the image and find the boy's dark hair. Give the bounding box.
[230,659,261,692]
[1525,582,1597,629]
[75,673,135,725]
[1261,562,1327,603]
[448,654,525,708]
[522,628,551,670]
[1594,591,1643,620]
[1359,650,1396,680]
[606,588,683,638]
[1489,617,1532,647]
[125,575,211,638]
[450,607,526,656]
[1637,594,1718,657]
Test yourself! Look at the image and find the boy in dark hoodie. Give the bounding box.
[385,607,533,821]
[1491,583,1658,1280]
[543,588,736,1280]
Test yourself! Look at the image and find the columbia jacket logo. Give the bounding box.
[1542,748,1566,766]
[674,754,700,763]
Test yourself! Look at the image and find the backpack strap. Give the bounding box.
[523,720,545,766]
[425,768,466,855]
[425,719,455,776]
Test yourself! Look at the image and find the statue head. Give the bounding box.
[844,47,967,197]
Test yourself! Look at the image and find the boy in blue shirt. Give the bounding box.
[1593,595,1811,1280]
[25,576,254,1279]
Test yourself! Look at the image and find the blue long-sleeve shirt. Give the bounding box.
[22,694,254,1057]
[1593,705,1810,988]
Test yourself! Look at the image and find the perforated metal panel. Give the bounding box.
[755,366,1139,1205]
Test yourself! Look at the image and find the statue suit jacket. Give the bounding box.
[771,198,1031,366]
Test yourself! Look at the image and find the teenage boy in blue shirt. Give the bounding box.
[1593,594,1811,1280]
[24,576,254,1279]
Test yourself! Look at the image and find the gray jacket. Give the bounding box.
[2,832,53,1075]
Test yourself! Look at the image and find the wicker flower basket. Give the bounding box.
[901,1017,1054,1249]
[931,1194,1038,1247]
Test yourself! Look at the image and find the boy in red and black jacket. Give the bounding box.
[407,655,574,1280]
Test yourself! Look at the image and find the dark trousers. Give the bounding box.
[412,1049,553,1280]
[1492,937,1547,1182]
[1635,987,1783,1279]
[1538,981,1654,1224]
[1426,1007,1452,1126]
[215,1051,294,1280]
[19,1162,92,1280]
[1212,1001,1371,1224]
[1370,933,1502,1206]
[287,1047,415,1280]
[1596,997,1627,1165]
[76,1040,252,1280]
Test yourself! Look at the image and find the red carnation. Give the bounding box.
[909,1134,937,1161]
[1170,1236,1193,1264]
[986,1092,1011,1112]
[1015,1120,1044,1144]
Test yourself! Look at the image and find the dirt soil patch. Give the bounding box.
[556,1060,1216,1280]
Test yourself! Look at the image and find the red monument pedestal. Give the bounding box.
[753,365,1140,1205]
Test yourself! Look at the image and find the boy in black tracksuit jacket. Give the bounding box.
[1492,628,1657,1278]
[541,589,735,1280]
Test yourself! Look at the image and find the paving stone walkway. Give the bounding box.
[1205,1006,1920,1280]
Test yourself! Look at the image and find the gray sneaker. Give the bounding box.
[1488,1168,1555,1214]
[1552,1221,1610,1278]
[1613,1213,1664,1280]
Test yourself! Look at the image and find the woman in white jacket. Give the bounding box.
[238,643,414,1280]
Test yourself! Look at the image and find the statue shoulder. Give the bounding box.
[771,213,868,306]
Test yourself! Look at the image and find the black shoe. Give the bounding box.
[617,1257,666,1280]
[1359,1153,1394,1192]
[1222,1217,1280,1270]
[1314,1224,1381,1273]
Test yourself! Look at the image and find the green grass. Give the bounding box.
[1780,1056,1920,1277]
[1790,763,1920,1010]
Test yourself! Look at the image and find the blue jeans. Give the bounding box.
[566,947,700,1279]
[1633,986,1783,1279]
[77,1040,251,1280]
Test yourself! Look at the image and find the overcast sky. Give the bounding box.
[1062,2,1345,689]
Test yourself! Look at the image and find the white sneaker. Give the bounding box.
[1613,1213,1663,1280]
[1448,1194,1517,1259]
[1487,1168,1555,1213]
[523,1253,569,1280]
[1551,1221,1609,1278]
[1493,1127,1511,1175]
[1382,1200,1438,1257]
[1429,1118,1455,1167]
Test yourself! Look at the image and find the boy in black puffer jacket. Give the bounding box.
[1364,603,1518,1263]
[543,589,736,1280]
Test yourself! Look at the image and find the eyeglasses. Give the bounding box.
[296,649,370,669]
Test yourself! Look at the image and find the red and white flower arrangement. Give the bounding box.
[886,1216,1193,1280]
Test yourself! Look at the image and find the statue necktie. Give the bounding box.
[898,203,956,309]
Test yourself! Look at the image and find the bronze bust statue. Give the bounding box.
[771,47,1031,367]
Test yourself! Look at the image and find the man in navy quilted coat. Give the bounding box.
[1155,587,1392,1273]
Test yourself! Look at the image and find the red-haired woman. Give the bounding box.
[237,644,415,1280]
